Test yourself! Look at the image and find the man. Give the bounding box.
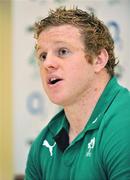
[25,7,130,180]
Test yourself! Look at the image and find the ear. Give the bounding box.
[94,48,109,73]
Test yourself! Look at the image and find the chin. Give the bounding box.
[48,96,68,106]
[49,98,64,106]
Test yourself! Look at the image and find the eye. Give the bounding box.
[39,52,47,62]
[58,48,71,57]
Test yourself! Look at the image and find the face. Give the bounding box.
[36,25,96,106]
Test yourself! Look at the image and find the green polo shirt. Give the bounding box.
[25,77,130,180]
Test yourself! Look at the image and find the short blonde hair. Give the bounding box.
[34,7,117,76]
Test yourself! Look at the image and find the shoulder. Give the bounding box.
[106,85,130,122]
[101,84,130,144]
[115,85,130,106]
[98,83,130,139]
[99,86,130,178]
[25,109,64,178]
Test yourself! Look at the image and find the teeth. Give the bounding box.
[49,77,60,84]
[50,77,57,82]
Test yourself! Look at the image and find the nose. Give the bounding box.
[43,53,59,71]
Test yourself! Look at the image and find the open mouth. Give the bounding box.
[48,77,62,85]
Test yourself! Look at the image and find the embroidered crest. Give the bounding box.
[86,137,95,157]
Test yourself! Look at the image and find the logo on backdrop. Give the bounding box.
[107,21,122,50]
[27,91,44,115]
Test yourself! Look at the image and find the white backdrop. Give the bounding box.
[12,0,130,175]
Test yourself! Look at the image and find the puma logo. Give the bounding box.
[43,140,56,156]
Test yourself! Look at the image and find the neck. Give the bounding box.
[64,73,110,143]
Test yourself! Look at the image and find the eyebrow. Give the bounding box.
[35,41,69,52]
[35,40,84,53]
[53,41,68,44]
